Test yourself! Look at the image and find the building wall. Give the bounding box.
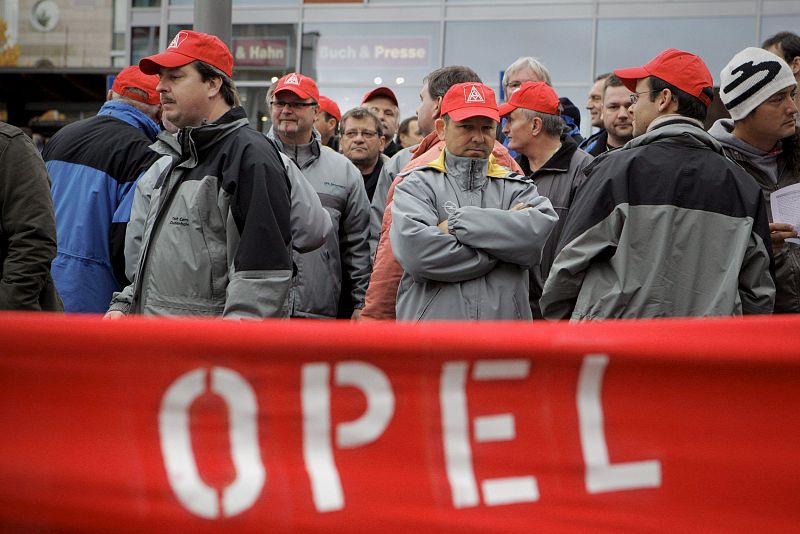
[14,0,112,67]
[129,0,800,133]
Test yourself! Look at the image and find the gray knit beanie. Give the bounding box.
[719,47,796,120]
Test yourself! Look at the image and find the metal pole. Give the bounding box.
[194,0,232,49]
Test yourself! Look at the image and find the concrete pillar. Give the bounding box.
[193,0,232,49]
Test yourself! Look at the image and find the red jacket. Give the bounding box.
[361,132,523,320]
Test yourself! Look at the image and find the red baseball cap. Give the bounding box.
[498,81,560,117]
[139,30,234,78]
[440,82,500,122]
[614,48,713,107]
[317,95,341,121]
[112,66,160,106]
[362,86,399,107]
[273,73,320,102]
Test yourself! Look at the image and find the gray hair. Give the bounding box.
[503,57,553,87]
[110,90,161,122]
[518,108,565,137]
[339,106,383,137]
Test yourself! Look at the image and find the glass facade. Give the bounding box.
[131,26,160,65]
[127,0,800,131]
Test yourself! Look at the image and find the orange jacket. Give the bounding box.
[361,132,523,320]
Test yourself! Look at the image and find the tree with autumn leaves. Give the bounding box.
[0,18,19,66]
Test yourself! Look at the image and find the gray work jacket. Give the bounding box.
[268,128,371,318]
[391,149,558,321]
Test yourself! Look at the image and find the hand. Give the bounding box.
[769,222,797,255]
[351,308,363,320]
[511,203,529,211]
[437,219,449,233]
[103,310,125,320]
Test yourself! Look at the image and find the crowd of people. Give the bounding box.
[1,29,798,320]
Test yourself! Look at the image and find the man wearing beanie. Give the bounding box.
[710,46,800,312]
[107,31,293,318]
[541,48,775,320]
[500,81,593,318]
[391,82,558,321]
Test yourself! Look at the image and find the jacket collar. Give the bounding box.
[97,100,160,140]
[623,115,725,155]
[422,149,516,191]
[177,106,249,165]
[517,135,579,177]
[266,127,322,167]
[150,129,180,157]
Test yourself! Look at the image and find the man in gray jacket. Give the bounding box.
[107,31,293,318]
[500,81,593,318]
[391,82,558,321]
[710,46,799,312]
[267,72,371,319]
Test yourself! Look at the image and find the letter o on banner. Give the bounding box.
[159,367,266,519]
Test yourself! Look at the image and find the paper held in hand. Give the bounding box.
[770,182,800,245]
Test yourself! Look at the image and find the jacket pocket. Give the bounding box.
[417,285,443,321]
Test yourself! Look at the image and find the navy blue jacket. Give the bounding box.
[44,100,160,313]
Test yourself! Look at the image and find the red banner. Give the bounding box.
[0,314,799,532]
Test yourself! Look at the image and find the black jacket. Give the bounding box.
[0,122,62,311]
[541,117,774,320]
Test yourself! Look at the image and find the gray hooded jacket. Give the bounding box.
[709,119,800,313]
[391,149,558,321]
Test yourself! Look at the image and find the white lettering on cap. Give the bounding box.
[465,85,485,103]
[285,73,300,85]
[169,31,189,50]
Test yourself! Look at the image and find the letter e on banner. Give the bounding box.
[302,362,395,513]
[577,354,661,493]
[440,359,539,508]
[159,367,265,519]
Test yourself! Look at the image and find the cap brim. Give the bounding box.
[274,86,315,101]
[613,66,650,92]
[362,87,399,106]
[498,102,517,118]
[139,51,196,75]
[447,107,500,123]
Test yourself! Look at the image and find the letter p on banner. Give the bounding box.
[302,361,395,512]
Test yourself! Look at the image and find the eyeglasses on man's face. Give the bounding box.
[271,100,317,110]
[629,90,659,105]
[342,129,379,140]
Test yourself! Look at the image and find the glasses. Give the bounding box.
[270,100,317,110]
[342,129,379,140]
[630,90,658,104]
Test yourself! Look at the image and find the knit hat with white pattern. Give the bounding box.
[719,47,796,120]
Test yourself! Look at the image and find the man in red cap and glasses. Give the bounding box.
[390,82,557,321]
[107,31,293,318]
[540,48,775,320]
[44,65,162,313]
[500,81,594,318]
[267,72,371,320]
